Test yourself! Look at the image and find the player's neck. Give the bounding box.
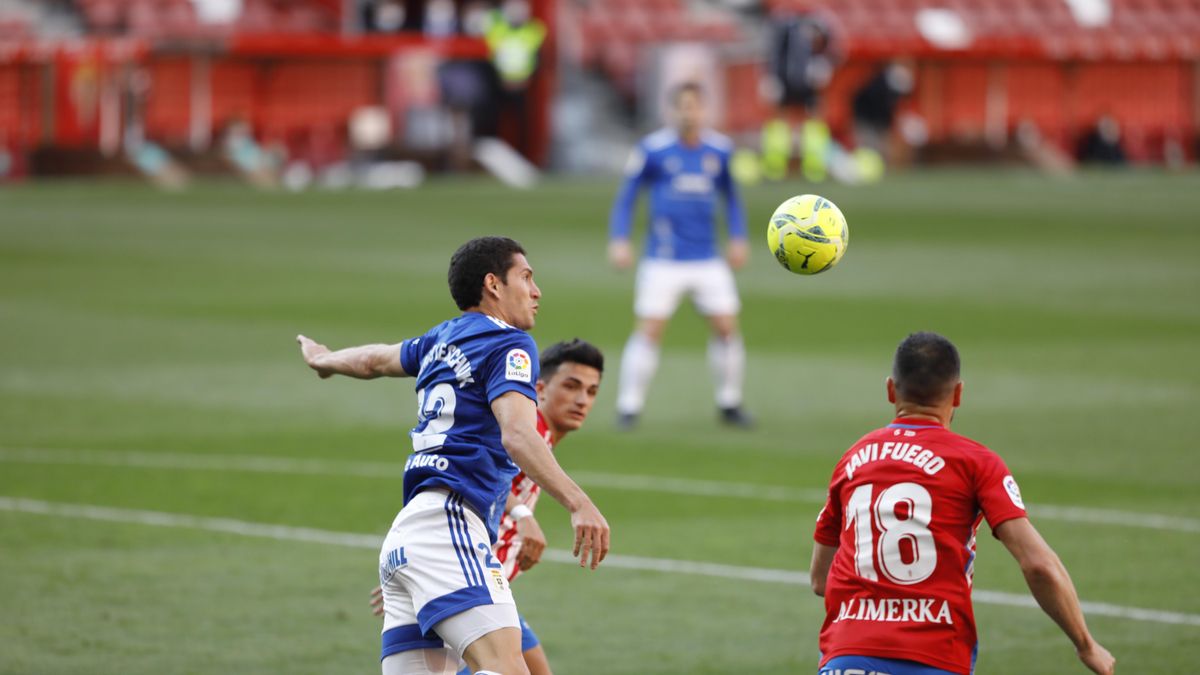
[466,303,510,326]
[679,128,701,146]
[540,413,567,445]
[894,406,951,428]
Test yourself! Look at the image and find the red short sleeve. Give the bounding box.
[813,469,844,547]
[975,451,1028,534]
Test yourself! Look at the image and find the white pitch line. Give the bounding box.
[2,496,1198,628]
[2,447,1198,535]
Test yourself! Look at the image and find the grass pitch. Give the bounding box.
[1,170,1198,674]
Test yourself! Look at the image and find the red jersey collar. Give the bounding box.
[887,416,945,429]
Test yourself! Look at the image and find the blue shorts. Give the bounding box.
[519,615,540,651]
[454,615,540,674]
[820,655,964,675]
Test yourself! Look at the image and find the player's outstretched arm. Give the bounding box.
[809,542,837,597]
[296,335,408,379]
[996,518,1115,675]
[491,391,610,570]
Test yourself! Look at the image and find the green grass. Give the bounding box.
[1,170,1199,674]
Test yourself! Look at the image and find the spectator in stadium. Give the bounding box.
[1077,114,1128,165]
[423,0,457,38]
[361,0,406,33]
[851,61,914,161]
[484,0,546,158]
[761,10,841,182]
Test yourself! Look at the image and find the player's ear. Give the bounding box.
[952,381,963,408]
[886,377,897,404]
[535,379,546,399]
[483,272,501,299]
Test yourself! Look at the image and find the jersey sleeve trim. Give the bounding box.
[813,529,840,547]
[986,512,1027,537]
[486,380,538,405]
[399,337,422,377]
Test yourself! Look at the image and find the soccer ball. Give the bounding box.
[766,194,849,275]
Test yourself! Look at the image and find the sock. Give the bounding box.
[708,334,745,409]
[616,331,660,415]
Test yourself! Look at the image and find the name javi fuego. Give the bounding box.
[845,441,946,480]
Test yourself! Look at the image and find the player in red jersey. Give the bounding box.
[810,332,1114,675]
[373,338,603,675]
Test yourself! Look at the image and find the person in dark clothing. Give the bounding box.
[852,61,914,158]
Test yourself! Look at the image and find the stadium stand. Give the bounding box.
[0,0,1195,173]
[74,0,339,38]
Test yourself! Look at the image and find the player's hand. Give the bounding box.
[608,240,634,270]
[570,500,610,570]
[1077,641,1115,675]
[515,515,546,571]
[369,585,384,618]
[297,334,333,379]
[726,239,750,270]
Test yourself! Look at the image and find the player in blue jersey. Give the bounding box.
[608,81,753,429]
[297,236,610,675]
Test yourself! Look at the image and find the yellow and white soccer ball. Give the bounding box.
[766,194,849,275]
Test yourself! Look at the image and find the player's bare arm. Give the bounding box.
[514,513,547,571]
[607,239,634,270]
[492,391,610,569]
[996,517,1116,675]
[726,238,749,270]
[809,542,837,597]
[296,335,408,379]
[505,491,547,571]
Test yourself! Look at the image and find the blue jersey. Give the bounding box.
[608,128,747,261]
[399,312,539,542]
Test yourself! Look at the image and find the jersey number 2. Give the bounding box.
[845,482,937,585]
[413,383,457,452]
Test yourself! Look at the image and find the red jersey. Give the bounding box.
[813,418,1028,675]
[493,410,554,581]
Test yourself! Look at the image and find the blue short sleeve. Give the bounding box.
[400,336,426,377]
[482,332,539,404]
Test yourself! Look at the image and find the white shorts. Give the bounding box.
[379,489,518,661]
[634,257,741,319]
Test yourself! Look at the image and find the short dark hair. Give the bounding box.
[669,81,704,106]
[892,332,961,405]
[540,339,604,382]
[447,237,526,311]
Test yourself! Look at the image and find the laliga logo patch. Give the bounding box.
[1003,475,1025,509]
[505,349,532,383]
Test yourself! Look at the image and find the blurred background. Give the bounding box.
[2,3,1199,674]
[0,0,1196,187]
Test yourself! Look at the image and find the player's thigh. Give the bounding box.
[383,491,518,659]
[522,645,552,675]
[691,259,741,319]
[441,606,527,675]
[380,509,447,662]
[634,259,688,320]
[382,648,461,675]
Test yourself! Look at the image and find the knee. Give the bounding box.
[636,320,666,344]
[710,318,738,341]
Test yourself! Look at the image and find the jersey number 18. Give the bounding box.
[845,482,938,585]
